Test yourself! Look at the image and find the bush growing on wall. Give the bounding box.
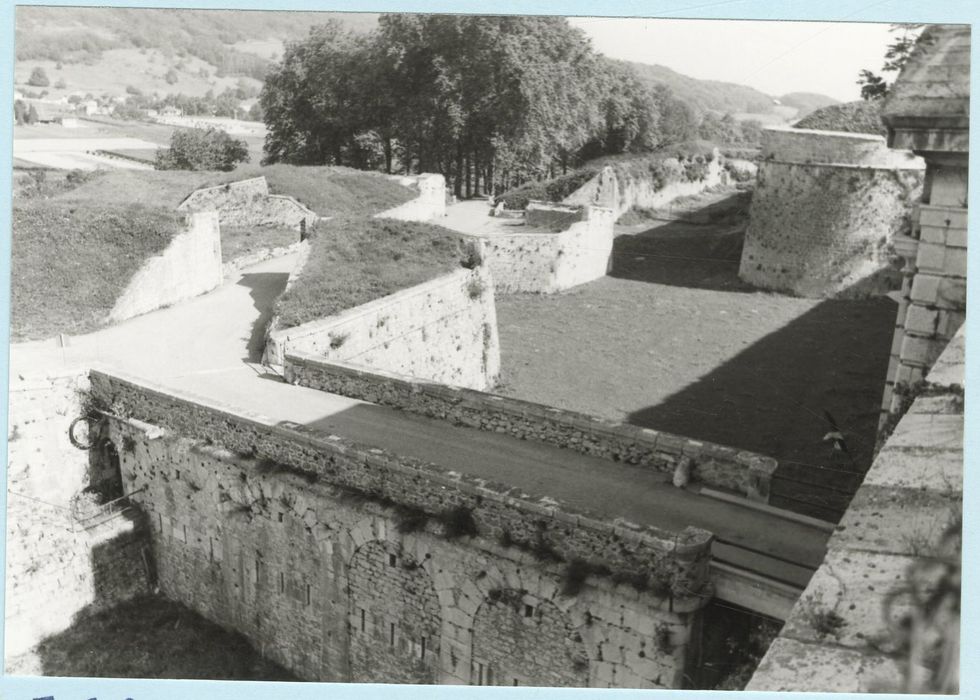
[155,127,250,172]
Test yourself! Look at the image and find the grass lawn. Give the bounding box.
[273,217,470,329]
[222,224,299,261]
[11,201,184,341]
[494,193,895,520]
[30,594,299,680]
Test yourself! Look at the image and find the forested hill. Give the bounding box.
[15,7,378,80]
[621,60,777,115]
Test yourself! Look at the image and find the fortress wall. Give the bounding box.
[738,127,925,298]
[4,367,149,668]
[108,211,224,323]
[376,173,447,222]
[284,354,778,503]
[265,265,500,390]
[177,176,318,232]
[474,205,614,294]
[91,370,713,589]
[563,153,727,219]
[105,410,711,687]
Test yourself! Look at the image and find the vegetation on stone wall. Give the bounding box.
[271,217,471,329]
[11,201,184,341]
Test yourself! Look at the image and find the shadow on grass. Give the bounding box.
[34,593,300,681]
[627,294,896,520]
[237,271,290,363]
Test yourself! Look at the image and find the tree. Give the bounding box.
[155,127,250,171]
[27,104,39,124]
[858,24,924,100]
[164,68,179,85]
[27,66,49,87]
[14,100,28,125]
[54,78,67,89]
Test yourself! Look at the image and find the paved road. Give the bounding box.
[11,254,829,575]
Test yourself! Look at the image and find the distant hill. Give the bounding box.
[15,7,377,81]
[621,60,776,115]
[778,92,840,119]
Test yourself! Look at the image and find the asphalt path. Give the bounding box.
[11,253,829,574]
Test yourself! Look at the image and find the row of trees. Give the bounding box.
[260,15,713,197]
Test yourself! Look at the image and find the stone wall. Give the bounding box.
[738,127,925,298]
[563,153,727,219]
[177,176,319,232]
[747,328,963,692]
[103,402,712,687]
[108,211,224,323]
[473,205,614,294]
[4,366,149,670]
[376,173,447,222]
[283,354,778,503]
[265,264,500,391]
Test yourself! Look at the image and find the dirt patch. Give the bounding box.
[494,214,894,520]
[221,224,299,262]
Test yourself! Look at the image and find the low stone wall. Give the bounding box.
[738,127,925,298]
[108,211,224,323]
[105,407,711,686]
[563,152,727,219]
[473,205,614,294]
[177,176,318,232]
[283,354,777,503]
[376,173,447,222]
[265,264,500,391]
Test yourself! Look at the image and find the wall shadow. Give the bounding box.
[610,217,751,292]
[626,294,896,520]
[237,271,290,362]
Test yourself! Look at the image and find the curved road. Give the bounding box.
[12,253,829,580]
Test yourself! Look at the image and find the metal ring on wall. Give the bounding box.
[68,416,98,450]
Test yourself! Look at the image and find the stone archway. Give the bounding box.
[346,539,442,683]
[471,589,589,687]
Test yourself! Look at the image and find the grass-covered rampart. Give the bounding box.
[272,217,474,330]
[11,201,185,341]
[497,140,721,210]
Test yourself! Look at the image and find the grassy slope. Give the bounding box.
[793,100,886,136]
[11,201,184,341]
[32,595,299,680]
[273,217,469,329]
[53,165,415,217]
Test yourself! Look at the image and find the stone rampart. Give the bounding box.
[376,173,447,222]
[264,264,500,390]
[283,354,777,503]
[90,369,712,590]
[107,211,223,323]
[177,176,318,232]
[104,408,712,686]
[738,127,925,298]
[563,152,727,219]
[471,205,614,294]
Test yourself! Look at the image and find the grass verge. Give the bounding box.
[273,217,471,329]
[33,594,300,680]
[12,201,184,341]
[221,225,299,262]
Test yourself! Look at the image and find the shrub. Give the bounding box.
[27,66,49,87]
[155,127,250,172]
[54,78,67,89]
[466,277,485,300]
[497,168,599,210]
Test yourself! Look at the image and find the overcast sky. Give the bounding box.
[569,17,900,102]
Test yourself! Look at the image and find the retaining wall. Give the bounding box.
[283,353,778,503]
[108,211,224,323]
[177,176,318,232]
[105,408,711,686]
[738,127,925,298]
[473,205,614,294]
[265,264,500,391]
[376,173,447,222]
[563,152,727,219]
[4,366,149,669]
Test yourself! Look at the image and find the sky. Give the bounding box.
[569,17,900,103]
